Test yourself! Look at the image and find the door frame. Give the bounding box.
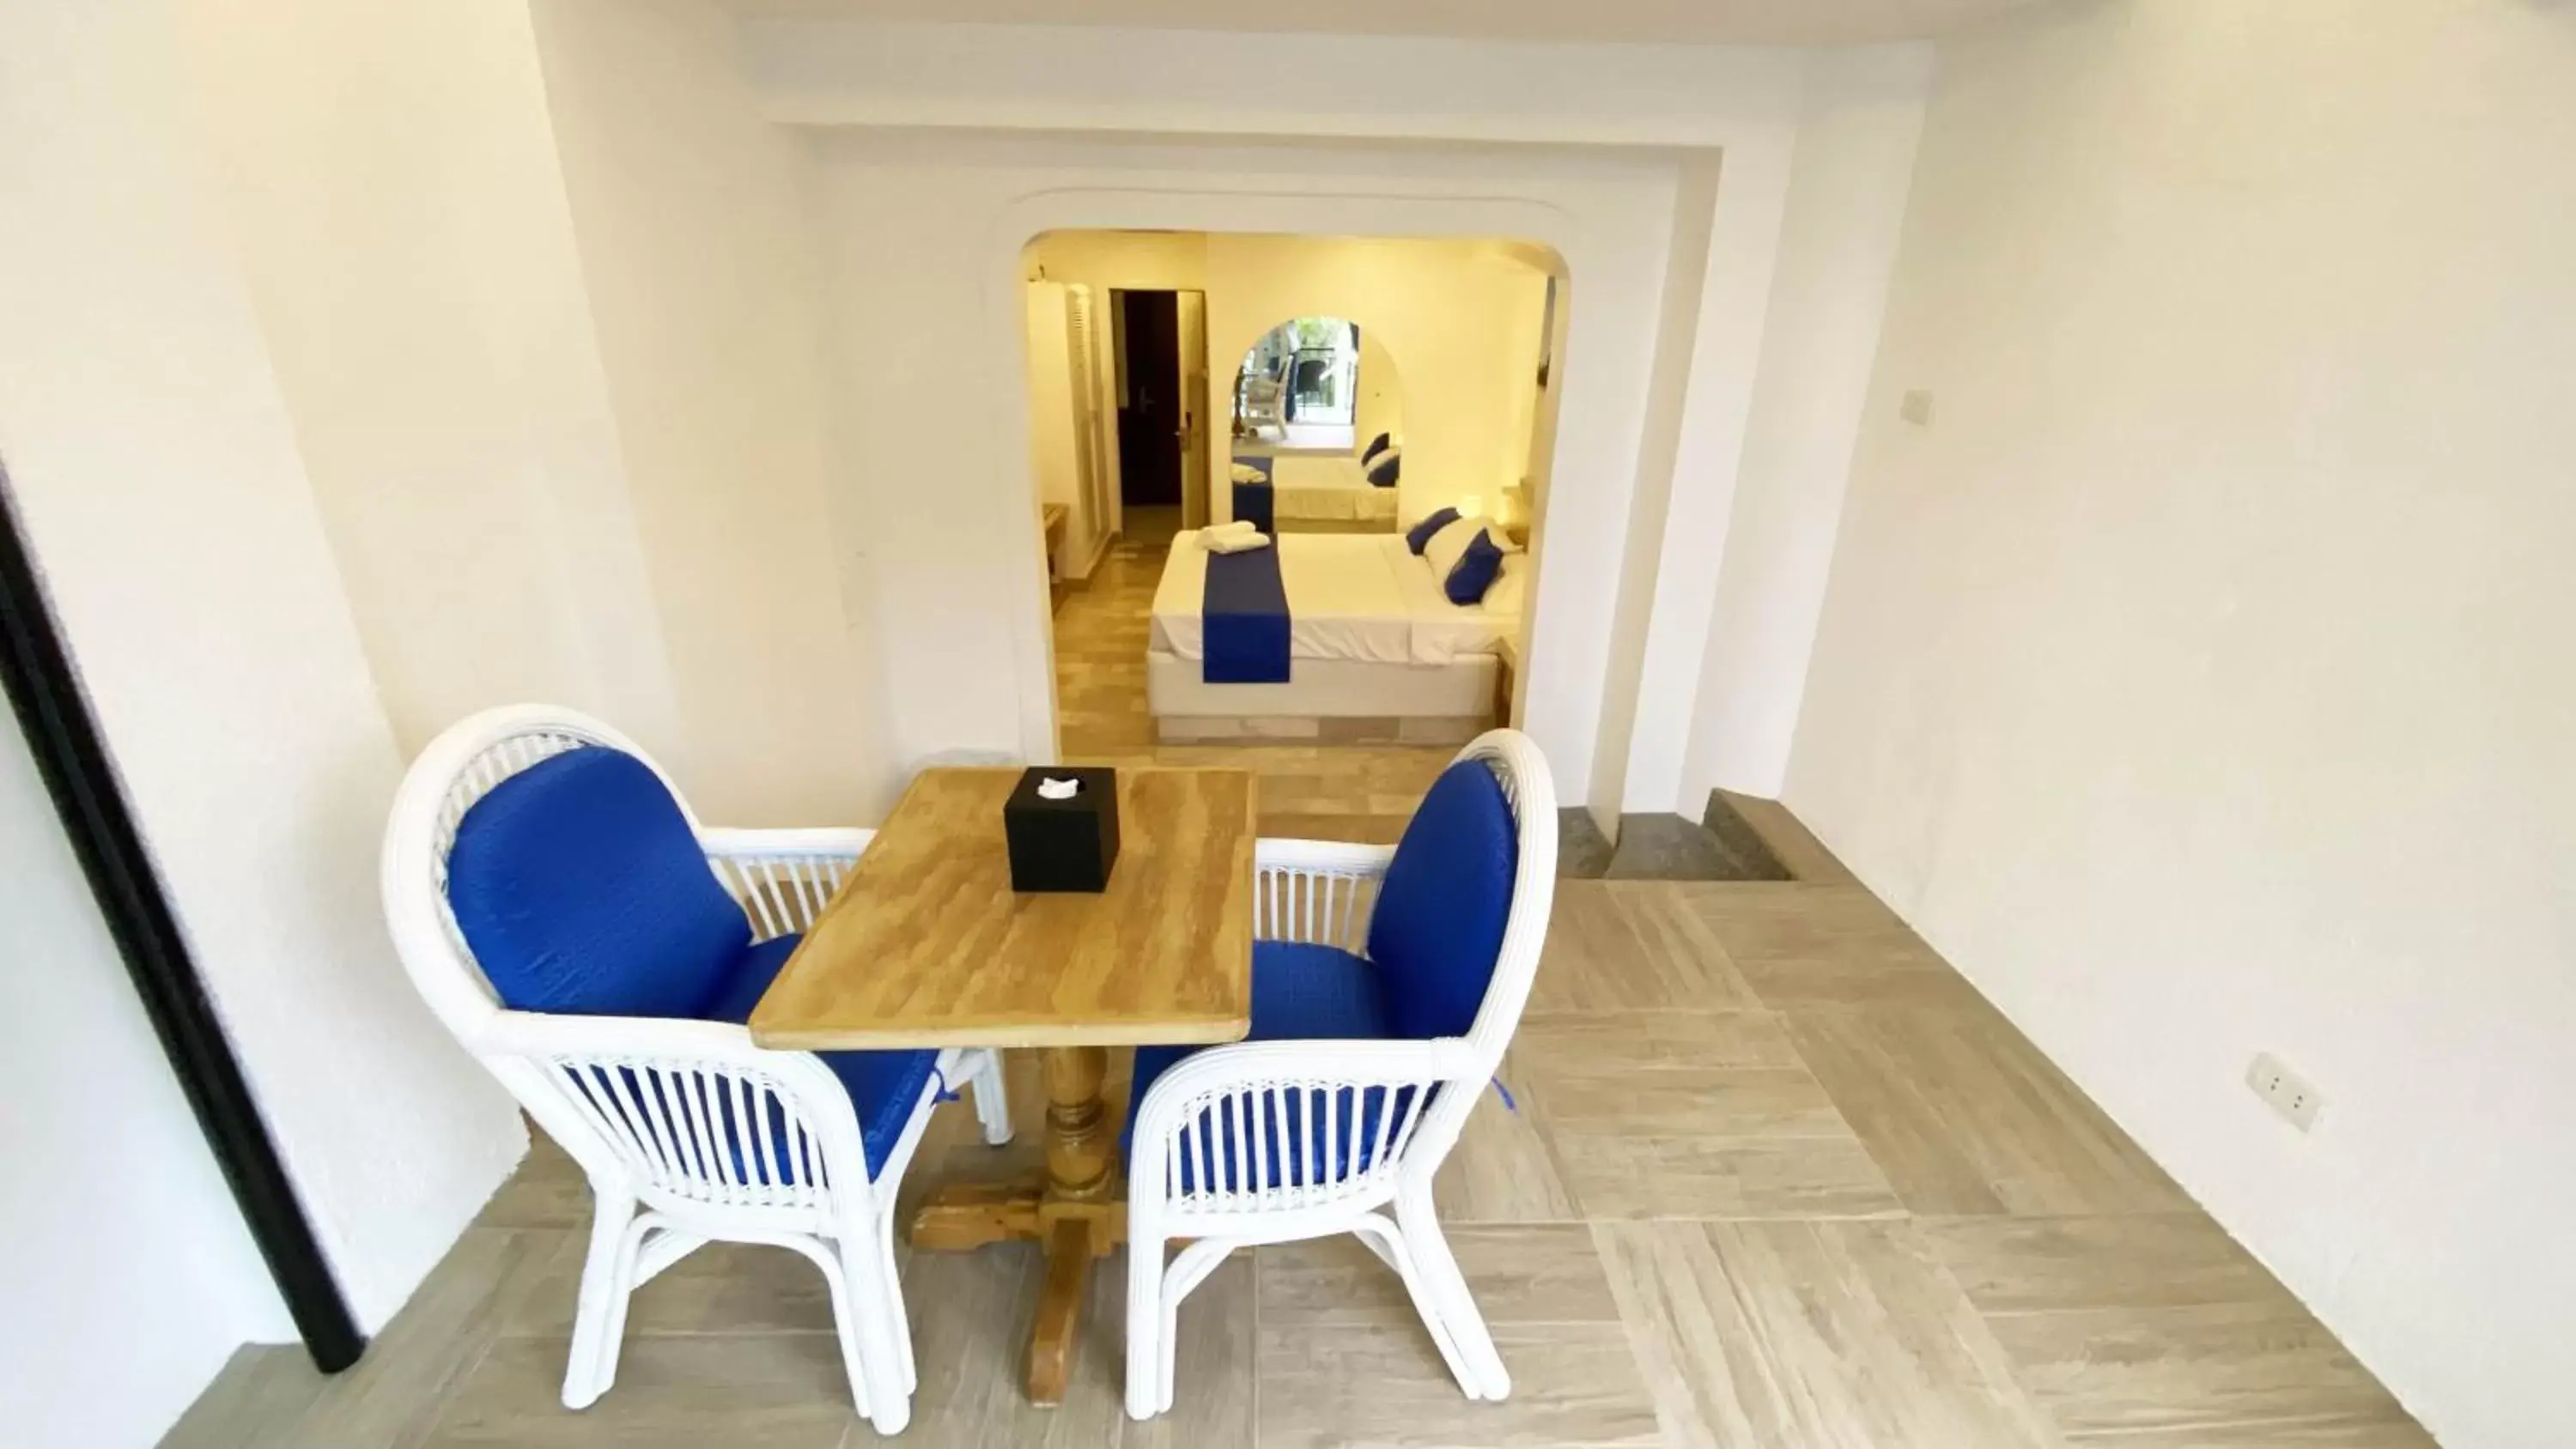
[0,469,365,1373]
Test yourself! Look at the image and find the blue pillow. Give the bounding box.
[446,749,749,1019]
[1406,506,1458,555]
[1362,432,1393,464]
[1443,529,1507,605]
[1366,452,1402,488]
[1366,761,1520,1040]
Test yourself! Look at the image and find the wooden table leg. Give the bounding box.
[907,1044,1127,1405]
[1027,1219,1094,1404]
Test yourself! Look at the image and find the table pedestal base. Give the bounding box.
[907,1044,1127,1405]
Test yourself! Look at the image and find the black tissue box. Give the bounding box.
[1003,767,1121,893]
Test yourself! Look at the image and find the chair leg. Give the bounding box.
[878,1207,916,1393]
[838,1234,914,1435]
[1124,1231,1164,1420]
[1352,1214,1480,1398]
[969,1047,1014,1145]
[1396,1190,1510,1400]
[561,1191,637,1410]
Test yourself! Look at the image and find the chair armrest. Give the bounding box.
[1127,1039,1473,1208]
[1255,838,1396,876]
[699,828,875,937]
[700,827,875,861]
[477,1009,870,1187]
[1254,838,1395,948]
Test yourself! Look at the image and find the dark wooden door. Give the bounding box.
[1117,290,1182,507]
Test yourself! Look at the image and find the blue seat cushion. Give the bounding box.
[1366,761,1520,1040]
[1126,941,1420,1191]
[447,748,750,1020]
[705,933,939,1180]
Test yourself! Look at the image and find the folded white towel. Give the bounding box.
[1209,518,1258,537]
[1202,529,1273,555]
[1230,463,1267,483]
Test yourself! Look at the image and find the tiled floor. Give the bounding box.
[166,519,2438,1448]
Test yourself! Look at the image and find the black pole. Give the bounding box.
[0,463,365,1373]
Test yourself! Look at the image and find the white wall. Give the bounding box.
[1023,230,1212,559]
[1022,282,1084,563]
[530,0,896,826]
[178,0,683,769]
[1787,4,2576,1444]
[748,17,1858,808]
[0,0,525,1337]
[1679,44,1931,808]
[0,672,289,1447]
[807,129,1680,797]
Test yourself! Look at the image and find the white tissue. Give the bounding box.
[1036,776,1081,800]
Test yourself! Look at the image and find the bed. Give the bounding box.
[1231,453,1399,533]
[1145,530,1516,743]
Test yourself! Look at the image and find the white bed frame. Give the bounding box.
[1146,651,1497,743]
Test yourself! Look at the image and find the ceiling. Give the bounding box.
[710,0,2054,47]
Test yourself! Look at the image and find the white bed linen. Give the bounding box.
[1151,532,1516,665]
[1267,456,1398,522]
[1391,537,1520,664]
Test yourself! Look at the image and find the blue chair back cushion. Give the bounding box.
[440,746,747,1019]
[447,748,937,1181]
[1365,760,1520,1040]
[447,747,748,1019]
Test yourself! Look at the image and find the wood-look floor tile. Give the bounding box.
[1528,882,1758,1012]
[421,1333,856,1448]
[1786,1007,2190,1216]
[1100,1249,1257,1449]
[1540,1065,1852,1139]
[1256,1321,1659,1449]
[159,1345,329,1449]
[1984,1300,2409,1435]
[1595,1219,2061,1449]
[280,1228,569,1449]
[895,1243,1127,1449]
[1734,954,2000,1009]
[2061,1414,2437,1447]
[506,1241,841,1338]
[474,1132,592,1229]
[893,1240,1254,1449]
[1259,1225,1620,1327]
[1678,882,1944,963]
[1550,1132,1904,1220]
[1515,1009,1806,1070]
[1431,1052,1583,1222]
[1920,1213,2282,1314]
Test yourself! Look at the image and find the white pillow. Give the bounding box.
[1482,554,1528,617]
[1423,515,1504,582]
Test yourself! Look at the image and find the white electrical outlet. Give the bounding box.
[2246,1052,2324,1131]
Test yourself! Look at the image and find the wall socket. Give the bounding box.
[2246,1052,2324,1132]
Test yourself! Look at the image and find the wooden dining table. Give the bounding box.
[747,765,1255,1404]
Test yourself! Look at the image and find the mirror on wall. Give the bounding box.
[1232,316,1388,454]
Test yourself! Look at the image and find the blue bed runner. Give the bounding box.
[1201,543,1291,683]
[1231,454,1276,535]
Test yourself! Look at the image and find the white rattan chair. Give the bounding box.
[1122,729,1557,1419]
[380,705,1010,1435]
